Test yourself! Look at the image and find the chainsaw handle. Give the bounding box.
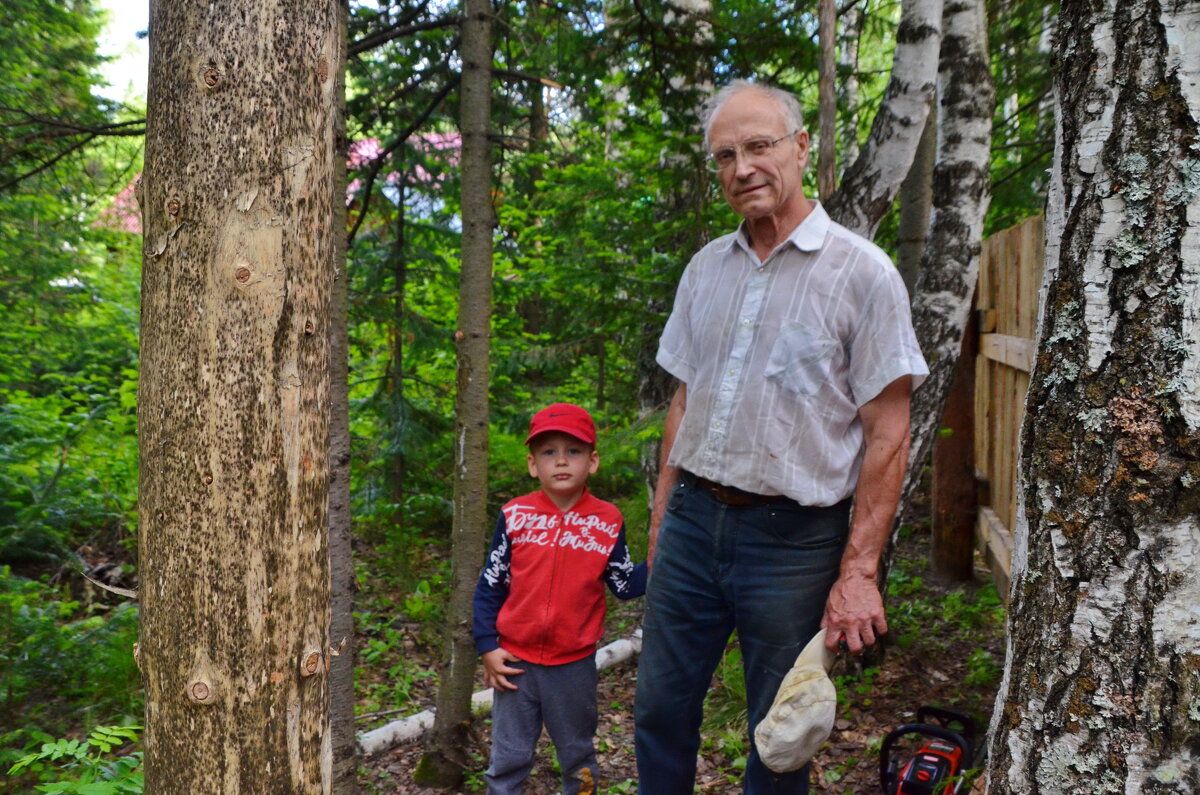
[916,706,976,746]
[879,723,972,795]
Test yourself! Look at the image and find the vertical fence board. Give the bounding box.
[972,216,1043,600]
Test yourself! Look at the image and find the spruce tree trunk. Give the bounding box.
[328,2,357,789]
[138,0,340,790]
[416,0,494,785]
[988,1,1200,791]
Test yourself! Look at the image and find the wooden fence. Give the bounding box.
[970,215,1043,598]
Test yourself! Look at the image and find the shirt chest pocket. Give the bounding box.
[764,321,838,397]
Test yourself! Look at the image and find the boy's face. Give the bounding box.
[527,431,599,508]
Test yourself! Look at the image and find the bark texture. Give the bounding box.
[824,0,942,237]
[328,2,357,790]
[138,0,340,791]
[902,0,994,515]
[416,0,494,785]
[837,0,863,171]
[988,1,1200,791]
[896,97,936,294]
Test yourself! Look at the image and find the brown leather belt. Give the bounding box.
[690,474,789,506]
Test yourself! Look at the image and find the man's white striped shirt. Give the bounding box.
[657,203,929,506]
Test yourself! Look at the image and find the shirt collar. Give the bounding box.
[729,201,830,258]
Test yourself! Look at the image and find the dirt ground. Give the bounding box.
[358,525,1003,795]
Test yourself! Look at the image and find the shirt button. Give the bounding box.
[727,369,736,376]
[741,318,752,326]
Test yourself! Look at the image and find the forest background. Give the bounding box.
[0,0,1050,790]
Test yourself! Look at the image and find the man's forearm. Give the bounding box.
[822,376,912,652]
[841,424,908,580]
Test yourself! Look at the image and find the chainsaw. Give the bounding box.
[879,706,978,795]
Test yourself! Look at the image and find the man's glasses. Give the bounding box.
[706,132,798,172]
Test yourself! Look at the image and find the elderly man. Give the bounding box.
[634,80,928,794]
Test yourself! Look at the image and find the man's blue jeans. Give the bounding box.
[634,475,850,794]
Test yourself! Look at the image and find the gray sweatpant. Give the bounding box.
[485,653,599,795]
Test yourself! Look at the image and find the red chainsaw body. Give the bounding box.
[894,737,964,794]
[880,706,976,795]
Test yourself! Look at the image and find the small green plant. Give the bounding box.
[964,648,1002,688]
[402,578,443,623]
[7,724,142,793]
[461,751,487,792]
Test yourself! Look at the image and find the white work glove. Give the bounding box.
[753,628,838,773]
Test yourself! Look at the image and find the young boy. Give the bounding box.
[473,402,647,795]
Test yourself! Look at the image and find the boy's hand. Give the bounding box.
[482,647,525,691]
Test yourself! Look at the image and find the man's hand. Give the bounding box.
[482,647,525,691]
[821,573,888,654]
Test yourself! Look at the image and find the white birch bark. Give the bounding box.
[902,0,993,511]
[824,0,943,237]
[837,0,863,170]
[988,1,1200,791]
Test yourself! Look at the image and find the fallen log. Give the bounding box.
[358,628,642,756]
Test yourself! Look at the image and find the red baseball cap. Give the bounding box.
[525,403,596,445]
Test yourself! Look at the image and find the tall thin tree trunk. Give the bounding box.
[138,0,340,790]
[329,2,357,789]
[837,0,864,171]
[901,0,993,520]
[416,0,494,786]
[389,178,407,517]
[818,0,838,201]
[825,0,942,237]
[989,2,1200,790]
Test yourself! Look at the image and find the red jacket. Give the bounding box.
[473,488,646,665]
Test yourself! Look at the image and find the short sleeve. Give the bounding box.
[656,259,698,384]
[846,264,929,407]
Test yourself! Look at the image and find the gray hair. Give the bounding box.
[701,80,806,149]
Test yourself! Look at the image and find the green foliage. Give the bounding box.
[0,0,116,189]
[0,571,141,738]
[8,724,142,794]
[986,0,1057,233]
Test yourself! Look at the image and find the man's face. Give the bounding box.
[707,92,810,221]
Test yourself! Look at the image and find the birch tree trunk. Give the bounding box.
[837,0,863,171]
[988,1,1200,791]
[895,97,936,294]
[824,0,942,238]
[138,0,340,790]
[902,0,993,512]
[416,0,493,785]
